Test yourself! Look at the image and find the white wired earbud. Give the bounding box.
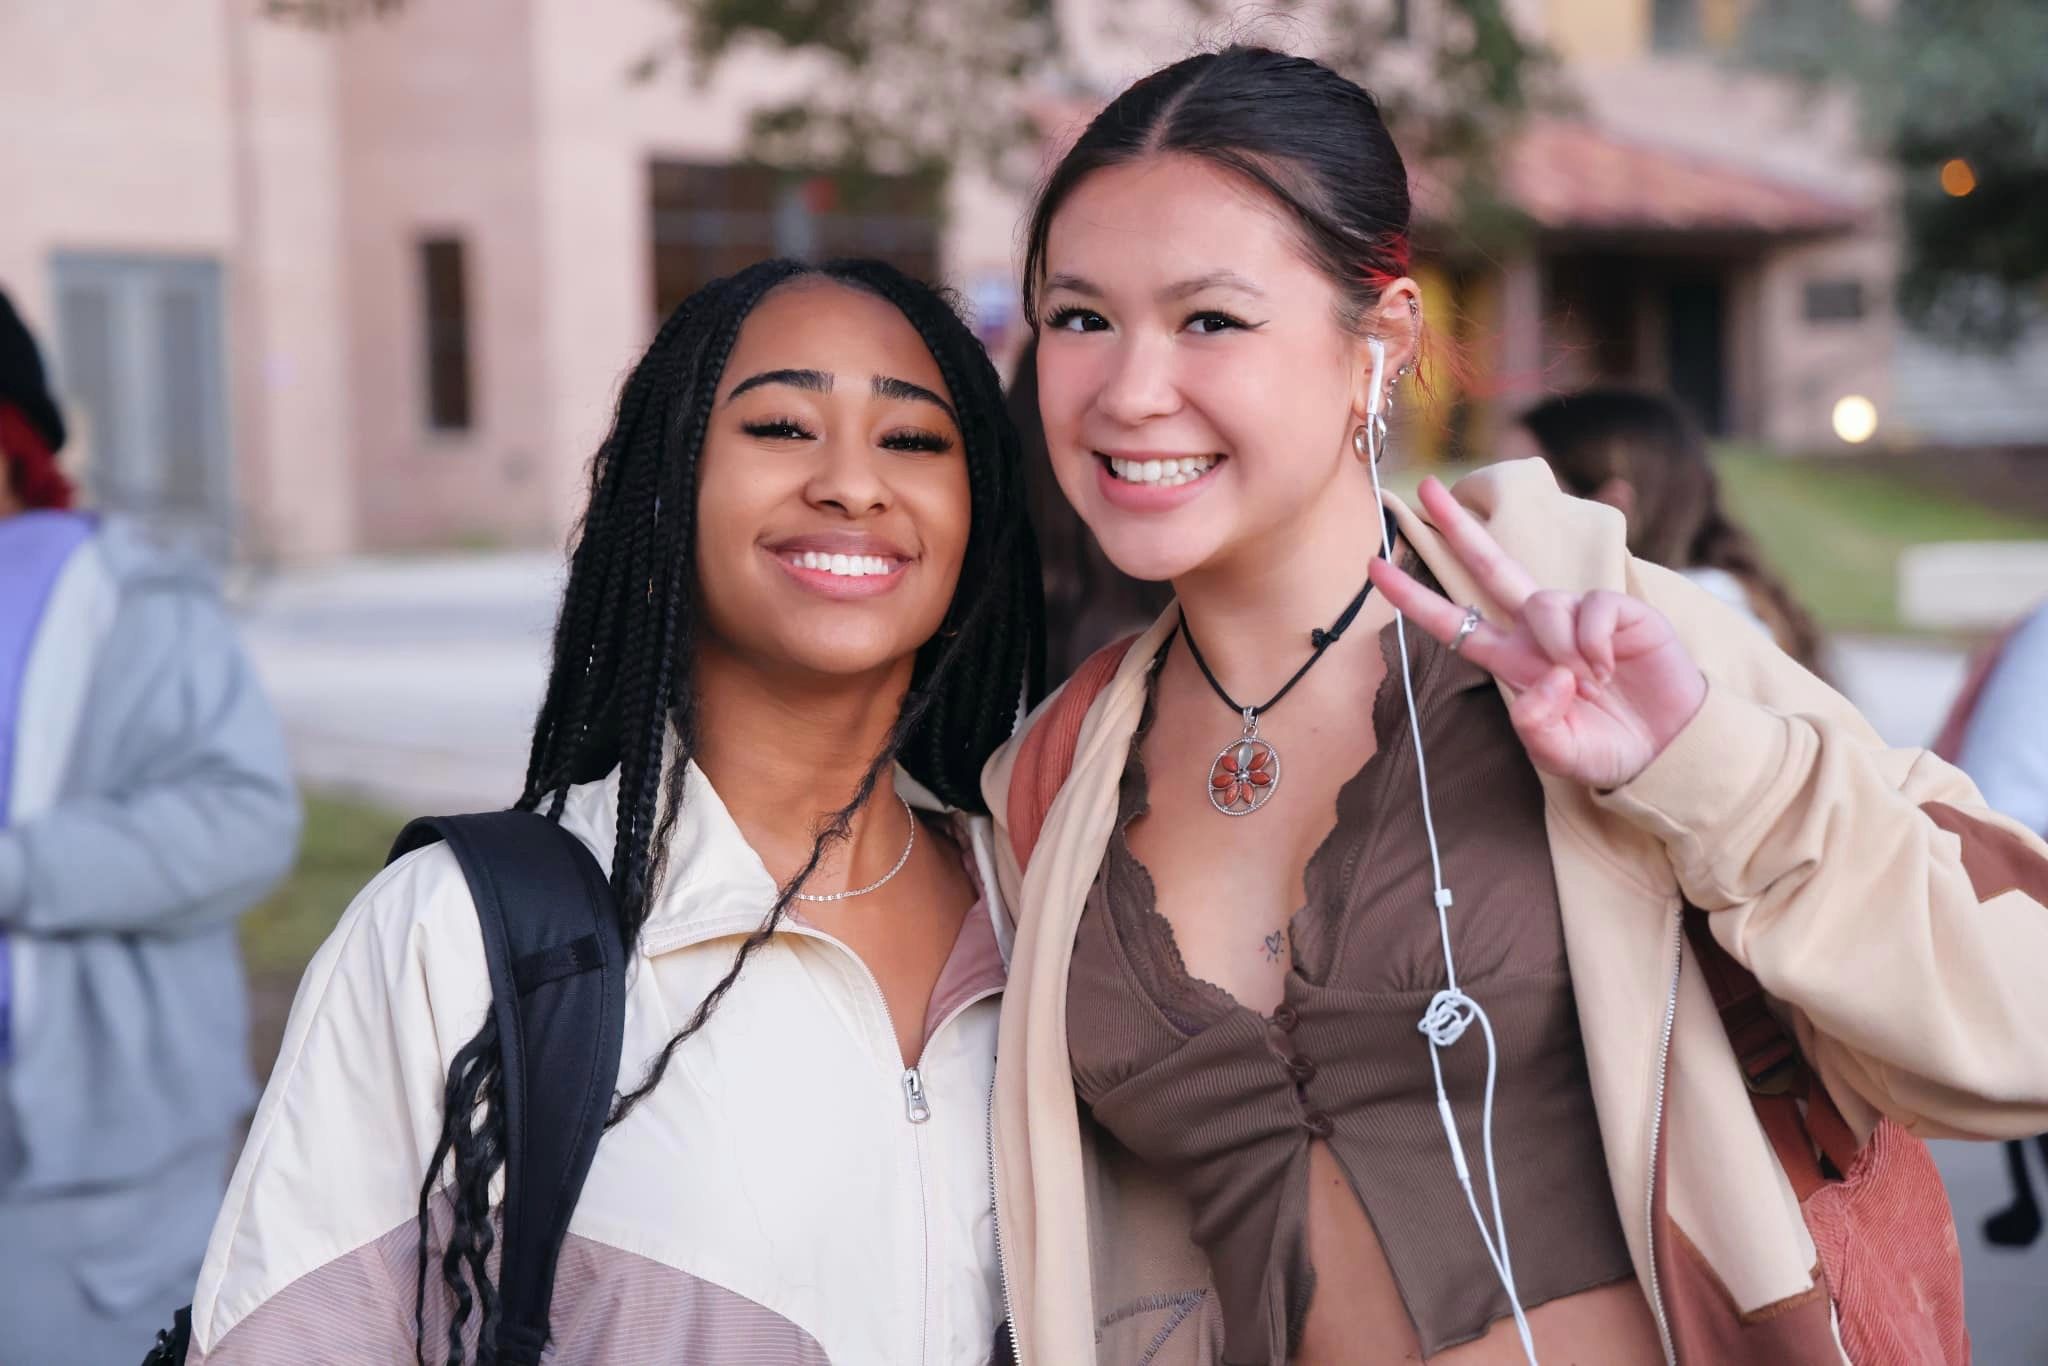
[1363,336,1539,1365]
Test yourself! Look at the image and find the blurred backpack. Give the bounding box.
[142,810,627,1366]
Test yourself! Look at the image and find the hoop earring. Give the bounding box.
[1353,412,1390,466]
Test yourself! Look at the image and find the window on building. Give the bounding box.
[1390,0,1412,41]
[648,162,942,320]
[1652,0,1699,51]
[419,237,474,432]
[1803,278,1867,324]
[52,253,232,559]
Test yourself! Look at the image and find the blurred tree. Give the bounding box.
[1741,0,2048,350]
[654,0,1558,252]
[262,0,1561,249]
[655,0,1058,193]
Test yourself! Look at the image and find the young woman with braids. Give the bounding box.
[184,258,1044,1364]
[982,45,2048,1365]
[1506,387,1830,678]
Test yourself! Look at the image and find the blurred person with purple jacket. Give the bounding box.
[0,290,300,1365]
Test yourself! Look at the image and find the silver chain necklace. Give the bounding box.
[793,796,918,902]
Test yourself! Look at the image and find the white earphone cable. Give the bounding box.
[1364,347,1537,1364]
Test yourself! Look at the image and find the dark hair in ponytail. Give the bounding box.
[1518,387,1829,678]
[1022,44,1413,336]
[413,257,1044,1363]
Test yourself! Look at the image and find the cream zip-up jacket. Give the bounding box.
[982,460,2048,1364]
[190,762,1009,1364]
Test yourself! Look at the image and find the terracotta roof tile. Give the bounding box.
[1441,118,1862,236]
[1027,97,1861,239]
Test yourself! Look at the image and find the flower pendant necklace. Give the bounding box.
[1179,543,1385,817]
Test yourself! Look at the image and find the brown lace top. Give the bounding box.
[1066,615,1635,1364]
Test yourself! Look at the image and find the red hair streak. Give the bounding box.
[1360,238,1484,401]
[0,402,76,510]
[1359,231,1412,297]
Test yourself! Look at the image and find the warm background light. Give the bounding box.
[1939,158,1977,197]
[1832,394,1879,444]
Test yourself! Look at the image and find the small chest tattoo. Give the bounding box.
[1262,931,1285,964]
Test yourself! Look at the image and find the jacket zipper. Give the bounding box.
[789,923,1005,1366]
[987,1072,1019,1364]
[904,1067,933,1123]
[785,924,931,1365]
[911,984,1007,1364]
[909,1094,934,1359]
[1643,902,1683,1366]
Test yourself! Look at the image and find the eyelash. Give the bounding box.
[1041,306,1258,336]
[742,417,814,441]
[881,430,955,454]
[1044,306,1108,333]
[1187,310,1254,335]
[740,417,954,455]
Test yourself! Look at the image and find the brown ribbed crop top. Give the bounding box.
[1066,615,1636,1364]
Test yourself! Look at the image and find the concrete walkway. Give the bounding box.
[1936,1138,2048,1363]
[235,552,561,812]
[232,552,2047,1356]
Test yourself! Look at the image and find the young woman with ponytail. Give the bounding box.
[984,44,2048,1366]
[185,258,1043,1364]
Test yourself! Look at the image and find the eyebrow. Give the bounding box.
[725,368,831,403]
[1043,272,1104,298]
[726,367,957,425]
[1163,270,1266,301]
[872,375,957,425]
[1041,270,1266,304]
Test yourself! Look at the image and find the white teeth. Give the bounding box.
[792,551,894,578]
[1107,454,1218,485]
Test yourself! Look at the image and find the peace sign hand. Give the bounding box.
[1368,478,1709,791]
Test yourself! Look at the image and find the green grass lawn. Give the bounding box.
[1398,450,2048,636]
[240,792,408,980]
[1712,447,2048,635]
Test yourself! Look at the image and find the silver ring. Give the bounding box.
[1448,605,1482,654]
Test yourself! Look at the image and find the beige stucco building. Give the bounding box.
[4,0,2022,561]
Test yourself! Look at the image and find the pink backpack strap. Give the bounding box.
[1005,635,1138,871]
[1681,906,1859,1188]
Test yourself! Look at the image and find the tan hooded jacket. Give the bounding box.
[981,460,2048,1364]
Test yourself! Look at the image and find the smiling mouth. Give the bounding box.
[1100,453,1222,487]
[775,550,903,579]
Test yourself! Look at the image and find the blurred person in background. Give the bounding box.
[184,260,1043,1364]
[1511,386,1831,678]
[1010,335,1171,678]
[1933,599,2048,1248]
[0,289,300,1365]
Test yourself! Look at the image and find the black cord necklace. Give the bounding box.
[1180,520,1391,816]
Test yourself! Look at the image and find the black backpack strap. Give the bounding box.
[139,1306,191,1365]
[388,810,627,1366]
